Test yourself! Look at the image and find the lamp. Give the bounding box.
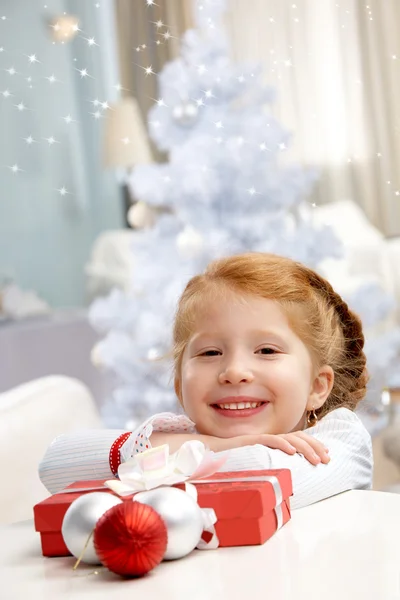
[48,15,80,42]
[103,97,153,226]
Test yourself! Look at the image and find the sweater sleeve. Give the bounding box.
[38,429,129,494]
[215,408,373,510]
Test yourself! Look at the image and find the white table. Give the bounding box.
[1,490,400,600]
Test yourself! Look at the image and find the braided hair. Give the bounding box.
[173,252,368,419]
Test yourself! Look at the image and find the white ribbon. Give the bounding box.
[185,482,219,550]
[104,441,228,496]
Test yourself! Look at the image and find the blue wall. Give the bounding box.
[0,0,124,307]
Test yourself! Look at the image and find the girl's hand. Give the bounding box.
[235,432,329,465]
[276,431,330,465]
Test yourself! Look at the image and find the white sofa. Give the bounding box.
[0,376,102,524]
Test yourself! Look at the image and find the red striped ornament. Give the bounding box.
[94,502,167,577]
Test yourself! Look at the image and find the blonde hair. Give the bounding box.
[173,252,368,420]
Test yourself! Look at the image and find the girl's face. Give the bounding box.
[178,293,333,438]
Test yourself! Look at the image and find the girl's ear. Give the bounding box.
[174,377,183,406]
[307,365,334,410]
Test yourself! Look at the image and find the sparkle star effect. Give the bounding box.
[101,101,110,110]
[76,67,93,79]
[83,36,99,47]
[197,64,207,75]
[26,53,40,64]
[113,82,130,93]
[57,186,70,196]
[63,114,76,124]
[24,135,36,145]
[214,121,223,129]
[8,164,24,174]
[45,74,59,84]
[91,110,102,119]
[196,98,205,107]
[1,16,7,21]
[6,67,16,75]
[153,19,164,28]
[146,0,158,6]
[0,47,4,53]
[279,142,287,150]
[121,137,131,145]
[142,65,155,76]
[204,89,214,99]
[15,102,27,111]
[2,89,12,98]
[44,136,60,145]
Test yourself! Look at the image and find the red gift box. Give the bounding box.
[34,469,292,556]
[185,469,292,547]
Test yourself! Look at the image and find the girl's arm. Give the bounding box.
[38,412,195,494]
[216,408,373,509]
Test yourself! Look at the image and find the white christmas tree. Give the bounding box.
[89,0,400,432]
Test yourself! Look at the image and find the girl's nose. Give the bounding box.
[218,362,254,385]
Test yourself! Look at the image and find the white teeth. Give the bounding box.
[216,401,263,410]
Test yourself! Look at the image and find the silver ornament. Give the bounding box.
[134,487,204,560]
[61,492,123,565]
[172,101,199,127]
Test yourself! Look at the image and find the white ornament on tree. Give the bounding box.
[127,201,157,229]
[172,101,199,127]
[176,226,204,259]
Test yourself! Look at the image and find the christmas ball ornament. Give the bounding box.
[127,201,156,229]
[94,501,167,577]
[134,486,204,560]
[172,101,199,127]
[61,492,123,565]
[176,226,204,259]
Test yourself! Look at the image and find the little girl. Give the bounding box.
[39,253,373,510]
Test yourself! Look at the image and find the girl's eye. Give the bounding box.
[257,347,277,355]
[199,350,221,356]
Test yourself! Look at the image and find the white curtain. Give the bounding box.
[224,0,400,236]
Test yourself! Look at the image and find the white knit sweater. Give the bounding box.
[38,407,373,510]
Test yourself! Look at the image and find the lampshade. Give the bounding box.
[103,97,153,169]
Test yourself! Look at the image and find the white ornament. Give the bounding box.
[176,226,204,259]
[61,492,122,565]
[172,101,199,127]
[134,487,204,560]
[127,201,156,229]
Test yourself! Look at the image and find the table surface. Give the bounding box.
[1,490,400,600]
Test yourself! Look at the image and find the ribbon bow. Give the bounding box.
[104,441,227,550]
